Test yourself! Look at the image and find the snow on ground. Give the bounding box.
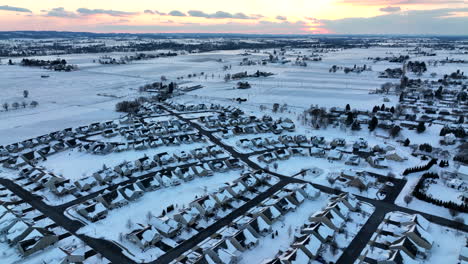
[1,46,463,147]
[240,194,330,263]
[39,142,210,180]
[426,179,465,205]
[395,169,468,222]
[364,211,466,264]
[76,170,242,242]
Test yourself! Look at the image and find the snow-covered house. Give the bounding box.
[442,133,456,145]
[388,236,422,259]
[401,214,430,231]
[229,227,259,251]
[301,222,335,243]
[119,183,145,201]
[173,167,196,181]
[367,155,389,169]
[275,149,291,160]
[457,165,468,180]
[264,195,297,214]
[155,152,175,165]
[385,151,407,162]
[208,160,230,172]
[213,187,235,205]
[226,182,247,198]
[5,220,31,244]
[77,202,108,222]
[377,250,418,264]
[292,234,322,260]
[173,151,193,163]
[135,156,156,171]
[278,247,312,264]
[329,193,359,211]
[157,170,182,187]
[308,208,346,231]
[174,207,201,226]
[191,195,219,215]
[3,156,27,169]
[345,155,361,166]
[209,239,240,264]
[58,245,86,264]
[136,176,162,192]
[114,162,135,176]
[74,176,98,192]
[191,164,213,177]
[0,212,19,234]
[258,152,277,164]
[96,189,129,209]
[225,158,243,170]
[327,150,343,161]
[17,228,58,256]
[243,215,272,236]
[150,217,181,238]
[93,169,119,185]
[310,147,326,158]
[126,225,162,249]
[236,174,259,190]
[289,147,308,157]
[404,224,433,250]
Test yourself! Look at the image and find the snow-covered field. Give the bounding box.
[1,46,463,147]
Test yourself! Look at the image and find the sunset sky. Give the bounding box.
[1,0,467,34]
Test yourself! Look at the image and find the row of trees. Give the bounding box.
[2,101,38,111]
[402,158,437,176]
[440,126,466,138]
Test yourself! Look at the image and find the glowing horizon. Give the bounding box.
[1,0,467,34]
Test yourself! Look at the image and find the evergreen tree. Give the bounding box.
[345,104,351,112]
[404,138,410,146]
[345,112,354,126]
[417,121,426,133]
[369,116,378,131]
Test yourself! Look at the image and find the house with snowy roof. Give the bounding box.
[388,236,423,259]
[5,220,31,244]
[74,176,98,192]
[17,228,58,256]
[150,216,181,238]
[228,227,259,251]
[278,246,313,264]
[58,245,87,264]
[76,201,108,222]
[190,195,219,216]
[301,222,335,243]
[136,176,162,192]
[126,225,162,249]
[174,207,202,226]
[119,183,145,201]
[404,223,433,250]
[308,208,346,231]
[291,233,323,260]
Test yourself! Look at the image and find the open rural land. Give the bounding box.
[0,23,467,264]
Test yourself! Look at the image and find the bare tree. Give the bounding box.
[12,102,19,109]
[23,90,29,98]
[21,101,27,108]
[30,101,39,107]
[2,102,9,111]
[126,219,133,229]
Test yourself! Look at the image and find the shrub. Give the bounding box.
[115,100,140,113]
